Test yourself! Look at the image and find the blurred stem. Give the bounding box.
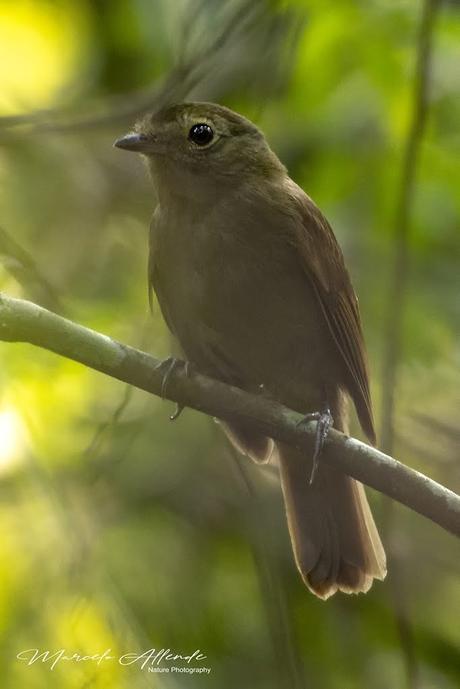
[0,1,302,135]
[252,547,306,689]
[379,3,441,688]
[380,0,440,454]
[230,451,306,689]
[0,225,63,312]
[0,294,459,538]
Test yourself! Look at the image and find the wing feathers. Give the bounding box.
[288,181,376,444]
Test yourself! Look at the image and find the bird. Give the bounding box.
[114,102,386,599]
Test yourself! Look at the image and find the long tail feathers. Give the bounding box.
[221,420,386,599]
[277,443,386,599]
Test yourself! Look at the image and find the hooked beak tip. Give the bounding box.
[113,133,149,152]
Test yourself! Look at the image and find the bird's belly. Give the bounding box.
[157,247,337,411]
[209,277,334,408]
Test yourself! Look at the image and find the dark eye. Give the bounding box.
[189,123,214,146]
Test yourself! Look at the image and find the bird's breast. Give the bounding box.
[153,193,337,404]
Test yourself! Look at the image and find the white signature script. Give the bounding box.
[17,648,207,671]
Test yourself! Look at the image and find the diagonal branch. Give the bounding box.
[0,293,459,538]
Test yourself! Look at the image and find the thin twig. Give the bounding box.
[228,449,306,688]
[0,226,63,312]
[380,0,440,454]
[379,3,441,686]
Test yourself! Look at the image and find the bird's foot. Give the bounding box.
[154,357,192,421]
[170,403,184,421]
[296,407,334,485]
[155,356,182,398]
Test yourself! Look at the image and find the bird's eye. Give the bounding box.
[189,123,214,146]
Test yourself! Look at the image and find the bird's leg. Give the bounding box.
[153,357,192,421]
[296,407,334,485]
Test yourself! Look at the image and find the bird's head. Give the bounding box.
[115,102,284,198]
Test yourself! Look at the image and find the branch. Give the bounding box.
[0,293,459,538]
[0,226,63,312]
[380,0,440,454]
[377,5,441,681]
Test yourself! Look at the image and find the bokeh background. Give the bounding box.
[0,1,459,688]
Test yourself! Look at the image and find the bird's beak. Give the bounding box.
[113,133,151,152]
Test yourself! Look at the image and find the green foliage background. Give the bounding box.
[0,1,458,687]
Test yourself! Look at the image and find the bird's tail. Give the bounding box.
[277,442,386,599]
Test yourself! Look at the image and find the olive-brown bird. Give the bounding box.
[115,102,386,599]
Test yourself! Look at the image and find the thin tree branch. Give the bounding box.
[229,448,307,688]
[0,225,63,312]
[0,293,459,538]
[378,4,441,684]
[380,0,440,454]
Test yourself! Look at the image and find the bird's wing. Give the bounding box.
[289,182,376,444]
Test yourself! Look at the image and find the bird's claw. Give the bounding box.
[170,403,184,421]
[154,357,193,420]
[154,356,192,396]
[296,407,334,485]
[310,407,333,485]
[154,356,180,398]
